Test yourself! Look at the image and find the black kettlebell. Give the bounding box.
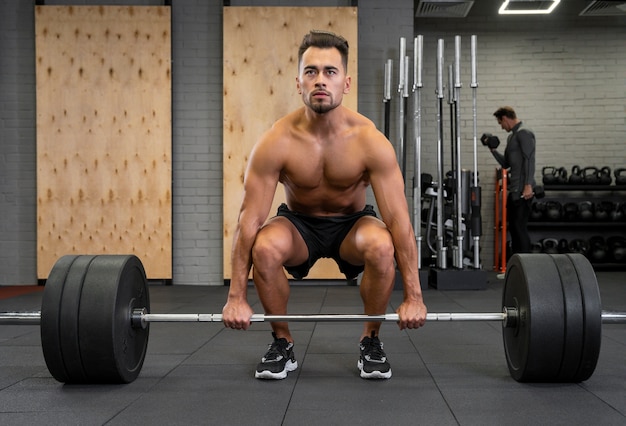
[531,241,543,253]
[530,202,545,221]
[597,166,612,185]
[556,167,568,184]
[612,202,625,221]
[558,238,569,253]
[583,166,600,184]
[588,236,607,262]
[568,238,589,256]
[542,166,557,185]
[578,201,594,221]
[542,238,559,254]
[607,236,626,262]
[562,202,579,221]
[569,165,583,184]
[615,168,626,185]
[544,200,562,221]
[594,201,614,222]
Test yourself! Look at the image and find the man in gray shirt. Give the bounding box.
[488,106,536,255]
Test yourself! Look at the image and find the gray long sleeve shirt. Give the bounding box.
[491,121,536,196]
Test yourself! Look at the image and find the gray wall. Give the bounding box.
[1,0,624,285]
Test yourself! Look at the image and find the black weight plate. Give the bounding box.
[41,255,79,383]
[78,255,150,383]
[567,253,602,382]
[550,254,584,382]
[502,254,565,382]
[58,255,97,383]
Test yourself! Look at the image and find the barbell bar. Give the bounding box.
[0,311,510,327]
[1,253,624,384]
[3,310,625,328]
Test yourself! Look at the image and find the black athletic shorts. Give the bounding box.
[275,203,377,280]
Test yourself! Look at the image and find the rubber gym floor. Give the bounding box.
[1,270,625,426]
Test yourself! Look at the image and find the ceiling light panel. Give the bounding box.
[499,0,561,15]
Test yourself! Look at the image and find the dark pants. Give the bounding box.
[507,194,532,255]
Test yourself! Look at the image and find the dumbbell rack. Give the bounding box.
[494,168,508,273]
[529,185,626,269]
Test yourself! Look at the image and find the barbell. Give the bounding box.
[1,253,625,384]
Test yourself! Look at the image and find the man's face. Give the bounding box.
[296,47,350,114]
[497,116,513,132]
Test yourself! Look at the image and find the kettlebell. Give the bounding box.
[611,202,626,221]
[615,168,626,185]
[541,238,559,254]
[556,167,568,184]
[558,238,569,253]
[568,238,589,256]
[578,201,594,221]
[594,201,614,222]
[562,202,579,221]
[607,236,626,262]
[544,201,562,221]
[542,166,557,185]
[569,165,583,184]
[597,166,612,185]
[531,241,543,253]
[583,166,600,184]
[588,236,607,262]
[530,202,545,221]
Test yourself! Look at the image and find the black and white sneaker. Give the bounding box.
[358,331,392,379]
[255,332,298,379]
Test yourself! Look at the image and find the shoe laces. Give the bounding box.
[263,332,290,361]
[361,331,386,361]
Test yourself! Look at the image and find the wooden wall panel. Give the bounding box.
[223,7,358,279]
[35,6,172,279]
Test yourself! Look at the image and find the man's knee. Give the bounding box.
[252,231,287,270]
[361,229,395,270]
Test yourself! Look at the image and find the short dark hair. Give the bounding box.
[298,30,349,72]
[493,106,517,120]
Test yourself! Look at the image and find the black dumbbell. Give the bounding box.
[480,133,500,149]
[533,185,545,199]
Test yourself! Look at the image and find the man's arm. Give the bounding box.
[517,129,536,195]
[223,132,282,329]
[365,130,427,329]
[490,148,508,169]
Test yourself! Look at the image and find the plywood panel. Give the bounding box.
[35,6,172,279]
[223,7,358,279]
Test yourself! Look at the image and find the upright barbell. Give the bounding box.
[0,253,624,384]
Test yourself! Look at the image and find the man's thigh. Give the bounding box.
[256,216,309,267]
[338,216,391,265]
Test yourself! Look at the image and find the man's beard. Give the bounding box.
[305,94,338,114]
